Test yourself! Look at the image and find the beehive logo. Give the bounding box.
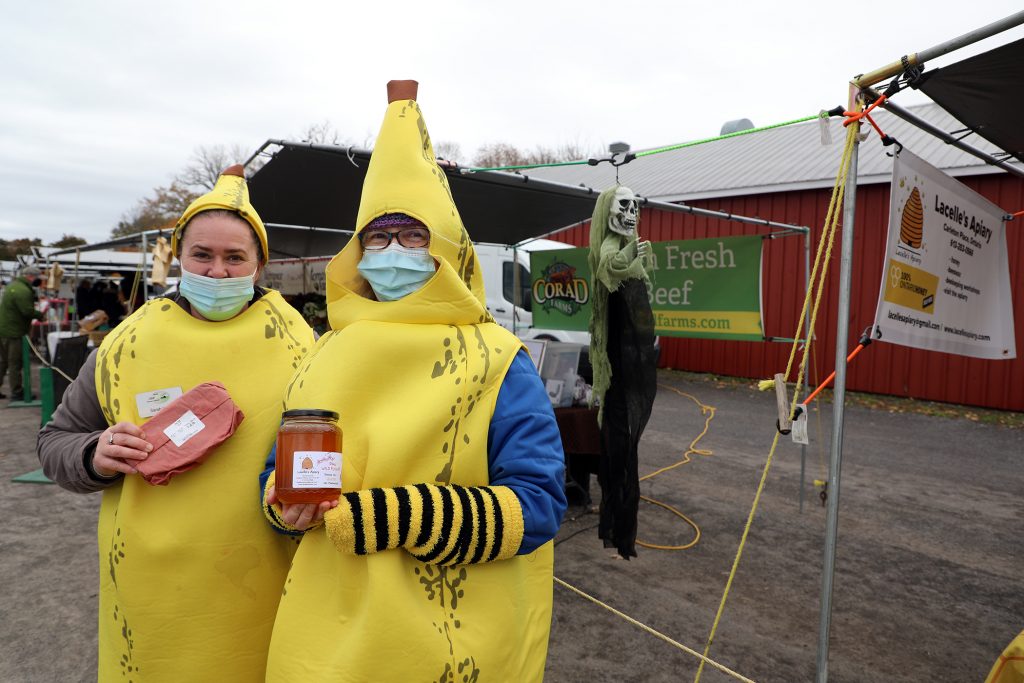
[900,186,924,249]
[301,456,314,470]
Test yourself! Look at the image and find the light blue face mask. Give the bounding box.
[357,244,436,302]
[178,268,256,321]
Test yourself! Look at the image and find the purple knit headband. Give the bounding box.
[366,213,426,229]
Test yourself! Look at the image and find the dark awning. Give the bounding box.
[918,37,1024,163]
[246,141,601,250]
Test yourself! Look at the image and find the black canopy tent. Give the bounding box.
[246,140,601,246]
[916,36,1024,164]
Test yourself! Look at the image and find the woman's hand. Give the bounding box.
[266,485,338,531]
[93,421,153,477]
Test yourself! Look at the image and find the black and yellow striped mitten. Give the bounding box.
[323,483,524,566]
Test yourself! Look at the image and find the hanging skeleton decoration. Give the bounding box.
[607,186,639,237]
[588,185,658,560]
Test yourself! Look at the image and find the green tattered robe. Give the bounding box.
[94,292,312,681]
[265,96,554,681]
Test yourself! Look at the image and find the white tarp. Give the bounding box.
[873,149,1016,360]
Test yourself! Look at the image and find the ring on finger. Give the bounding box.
[107,432,115,446]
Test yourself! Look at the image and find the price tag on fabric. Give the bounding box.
[163,410,206,447]
[791,404,809,445]
[135,387,183,419]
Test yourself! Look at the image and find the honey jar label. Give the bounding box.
[291,451,342,489]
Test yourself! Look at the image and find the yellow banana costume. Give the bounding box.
[93,172,314,682]
[174,164,270,264]
[265,83,555,682]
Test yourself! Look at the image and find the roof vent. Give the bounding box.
[720,118,754,135]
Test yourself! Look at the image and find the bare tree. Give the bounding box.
[176,143,252,192]
[49,234,88,248]
[470,141,602,168]
[471,142,528,168]
[0,237,43,261]
[434,140,463,164]
[301,121,347,146]
[112,182,199,238]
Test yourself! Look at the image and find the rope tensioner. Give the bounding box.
[842,93,902,152]
[791,326,875,421]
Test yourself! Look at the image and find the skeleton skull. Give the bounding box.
[608,186,639,236]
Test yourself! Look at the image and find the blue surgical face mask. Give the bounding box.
[178,268,256,321]
[357,244,436,302]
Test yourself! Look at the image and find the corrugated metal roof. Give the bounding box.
[517,103,1023,202]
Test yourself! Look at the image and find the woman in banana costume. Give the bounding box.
[37,166,314,681]
[261,81,567,681]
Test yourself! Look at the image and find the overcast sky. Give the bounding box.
[3,1,1022,244]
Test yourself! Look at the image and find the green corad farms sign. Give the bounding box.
[530,235,764,340]
[529,247,592,331]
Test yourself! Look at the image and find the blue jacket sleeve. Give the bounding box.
[260,442,303,536]
[259,445,275,498]
[488,349,567,554]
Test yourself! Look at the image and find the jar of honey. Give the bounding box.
[275,409,342,504]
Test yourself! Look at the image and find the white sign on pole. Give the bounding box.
[873,150,1016,360]
[259,260,306,295]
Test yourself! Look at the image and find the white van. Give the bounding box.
[474,239,590,345]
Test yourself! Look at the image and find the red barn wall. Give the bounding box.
[552,174,1024,411]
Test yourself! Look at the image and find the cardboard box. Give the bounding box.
[88,331,110,347]
[78,309,109,332]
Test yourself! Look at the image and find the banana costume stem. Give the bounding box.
[324,483,524,566]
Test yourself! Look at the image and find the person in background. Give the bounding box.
[74,277,95,318]
[117,273,145,315]
[99,279,123,327]
[0,265,44,400]
[261,81,566,682]
[37,166,314,681]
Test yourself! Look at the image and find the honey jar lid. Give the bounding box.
[282,409,339,420]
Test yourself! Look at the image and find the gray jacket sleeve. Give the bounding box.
[37,349,122,493]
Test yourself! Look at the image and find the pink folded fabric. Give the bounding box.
[134,381,245,486]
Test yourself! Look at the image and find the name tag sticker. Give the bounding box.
[136,387,183,419]
[163,410,206,447]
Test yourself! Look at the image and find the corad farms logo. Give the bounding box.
[532,262,589,316]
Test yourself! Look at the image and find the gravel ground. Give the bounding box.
[1,366,1021,682]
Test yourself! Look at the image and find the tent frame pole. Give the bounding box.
[853,10,1024,88]
[141,232,149,303]
[799,230,811,512]
[815,103,861,682]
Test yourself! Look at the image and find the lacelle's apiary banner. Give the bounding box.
[530,235,764,340]
[872,149,1016,359]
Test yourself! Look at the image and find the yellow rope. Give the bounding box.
[811,342,828,482]
[127,247,145,314]
[636,384,716,550]
[553,577,757,683]
[693,117,861,683]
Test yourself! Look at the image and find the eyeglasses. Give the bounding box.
[359,227,430,251]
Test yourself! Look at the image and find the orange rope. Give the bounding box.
[801,342,868,406]
[842,93,887,127]
[843,93,895,146]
